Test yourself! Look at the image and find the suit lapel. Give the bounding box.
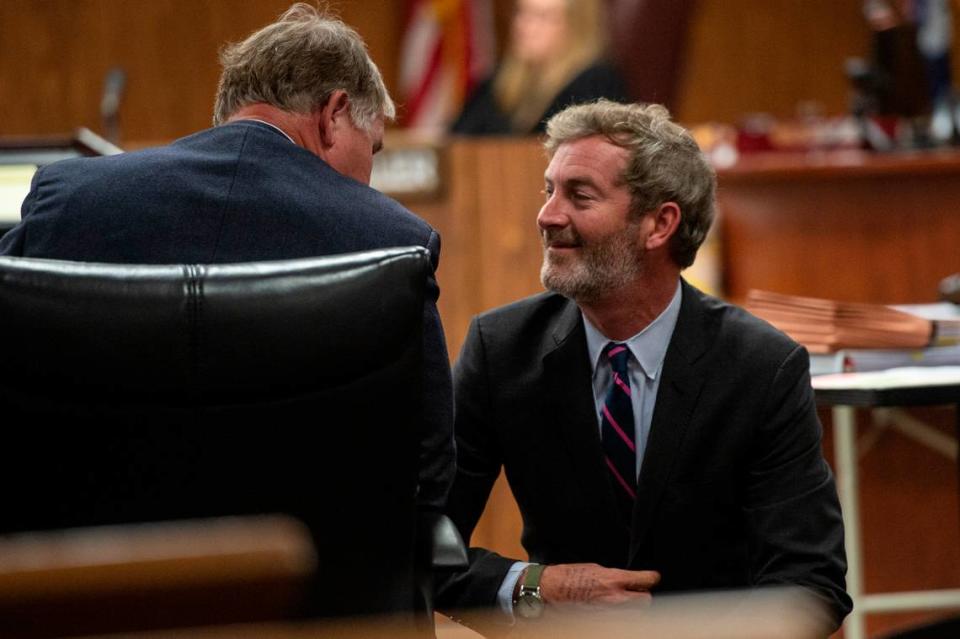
[630,281,714,562]
[542,300,628,557]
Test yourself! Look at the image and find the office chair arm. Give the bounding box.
[417,512,468,570]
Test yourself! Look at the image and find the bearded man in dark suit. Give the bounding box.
[437,100,851,633]
[0,3,453,511]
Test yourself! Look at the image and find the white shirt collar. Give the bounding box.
[234,118,296,145]
[583,280,683,381]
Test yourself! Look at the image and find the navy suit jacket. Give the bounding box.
[437,281,851,628]
[0,120,454,508]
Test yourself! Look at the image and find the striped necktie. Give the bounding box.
[601,342,636,524]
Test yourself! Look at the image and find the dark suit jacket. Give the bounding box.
[437,281,851,626]
[0,120,454,509]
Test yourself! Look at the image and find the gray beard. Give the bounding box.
[540,228,644,303]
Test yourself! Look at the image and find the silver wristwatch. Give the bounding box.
[514,563,546,619]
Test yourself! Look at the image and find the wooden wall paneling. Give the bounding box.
[0,1,401,143]
[676,0,871,123]
[471,139,547,311]
[1,2,98,135]
[718,152,960,304]
[470,473,527,562]
[108,0,235,141]
[407,143,486,358]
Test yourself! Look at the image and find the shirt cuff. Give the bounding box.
[496,561,531,617]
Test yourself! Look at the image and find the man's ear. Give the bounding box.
[645,202,682,252]
[317,89,351,148]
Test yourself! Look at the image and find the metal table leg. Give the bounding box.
[834,405,864,639]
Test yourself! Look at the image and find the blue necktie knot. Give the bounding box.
[603,342,631,375]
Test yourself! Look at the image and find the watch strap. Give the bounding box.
[522,563,546,591]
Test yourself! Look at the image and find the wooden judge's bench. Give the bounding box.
[716,149,960,304]
[380,139,960,637]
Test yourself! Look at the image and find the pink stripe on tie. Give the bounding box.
[605,456,637,499]
[613,372,631,397]
[607,345,627,358]
[602,404,636,452]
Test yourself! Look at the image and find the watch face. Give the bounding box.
[516,591,545,619]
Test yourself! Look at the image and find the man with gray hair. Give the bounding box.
[0,4,454,509]
[437,100,851,631]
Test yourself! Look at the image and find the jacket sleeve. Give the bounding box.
[743,344,852,629]
[436,317,520,614]
[415,229,455,511]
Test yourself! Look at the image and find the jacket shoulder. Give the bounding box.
[475,291,567,329]
[468,292,576,355]
[690,285,805,365]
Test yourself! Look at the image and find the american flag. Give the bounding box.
[399,0,495,133]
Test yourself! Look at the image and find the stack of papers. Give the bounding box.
[812,366,960,390]
[891,302,960,345]
[745,290,934,353]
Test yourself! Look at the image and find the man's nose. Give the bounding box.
[537,196,567,231]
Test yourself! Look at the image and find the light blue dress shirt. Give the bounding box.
[582,280,682,478]
[495,281,683,616]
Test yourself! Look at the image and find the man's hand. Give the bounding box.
[539,563,661,608]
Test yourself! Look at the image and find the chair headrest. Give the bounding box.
[0,246,430,402]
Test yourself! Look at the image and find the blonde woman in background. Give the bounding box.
[452,0,628,135]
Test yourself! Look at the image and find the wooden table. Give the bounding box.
[813,368,960,639]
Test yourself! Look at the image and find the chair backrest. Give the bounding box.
[0,246,430,622]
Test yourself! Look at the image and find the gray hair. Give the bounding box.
[544,100,716,269]
[212,3,395,131]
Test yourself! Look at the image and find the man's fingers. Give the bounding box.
[603,567,661,590]
[622,569,661,590]
[540,563,661,606]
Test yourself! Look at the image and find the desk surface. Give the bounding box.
[812,366,960,407]
[717,148,960,182]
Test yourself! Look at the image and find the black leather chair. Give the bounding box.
[0,246,462,635]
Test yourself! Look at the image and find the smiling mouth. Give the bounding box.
[542,228,582,252]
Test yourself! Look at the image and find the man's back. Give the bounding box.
[0,121,433,264]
